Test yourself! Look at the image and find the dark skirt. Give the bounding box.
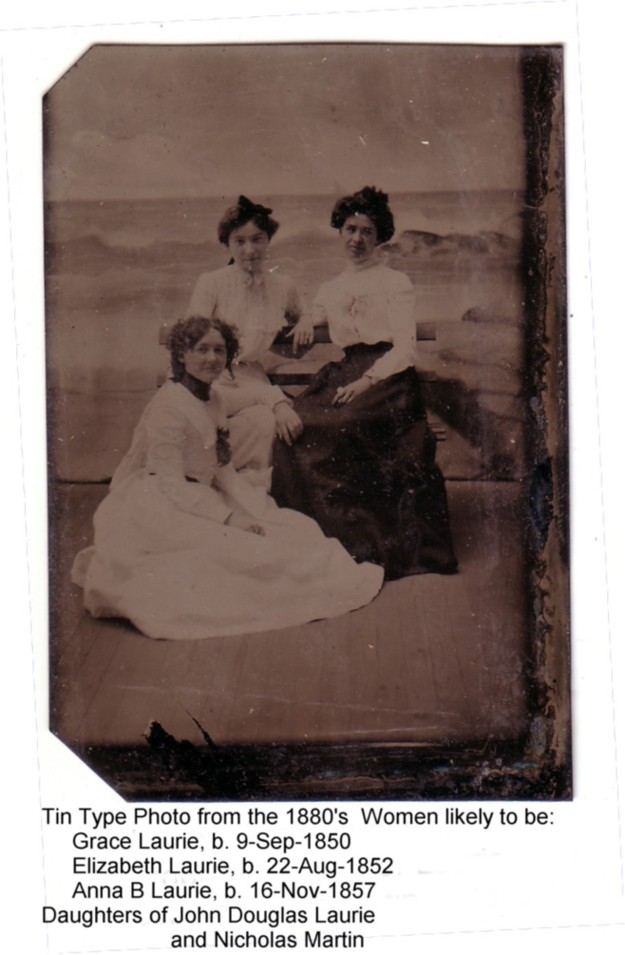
[271,343,458,580]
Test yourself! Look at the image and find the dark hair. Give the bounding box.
[166,316,239,380]
[330,185,395,245]
[217,195,280,246]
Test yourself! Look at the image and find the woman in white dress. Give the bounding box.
[185,196,304,474]
[71,316,383,641]
[271,186,457,580]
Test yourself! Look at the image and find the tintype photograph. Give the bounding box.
[45,43,569,800]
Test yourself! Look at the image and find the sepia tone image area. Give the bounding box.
[45,44,569,799]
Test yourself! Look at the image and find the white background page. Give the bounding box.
[2,2,623,953]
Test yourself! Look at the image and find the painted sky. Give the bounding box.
[44,43,526,200]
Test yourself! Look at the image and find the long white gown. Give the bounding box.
[71,381,383,640]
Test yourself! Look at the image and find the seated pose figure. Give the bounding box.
[71,317,383,641]
[271,186,458,580]
[185,196,304,482]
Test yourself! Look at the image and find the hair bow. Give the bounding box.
[238,195,273,218]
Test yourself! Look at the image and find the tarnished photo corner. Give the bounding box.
[44,43,570,800]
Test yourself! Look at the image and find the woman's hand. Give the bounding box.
[288,317,317,353]
[226,512,266,535]
[332,376,373,406]
[274,401,304,445]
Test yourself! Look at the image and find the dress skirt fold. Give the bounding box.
[271,343,458,580]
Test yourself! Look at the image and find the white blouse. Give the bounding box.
[312,261,418,381]
[111,382,241,524]
[186,264,301,364]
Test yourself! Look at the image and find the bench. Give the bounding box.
[266,322,445,441]
[267,322,437,384]
[158,322,445,439]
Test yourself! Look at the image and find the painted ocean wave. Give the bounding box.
[46,190,527,482]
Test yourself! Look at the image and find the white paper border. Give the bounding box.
[3,2,624,952]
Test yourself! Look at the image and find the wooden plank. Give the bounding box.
[271,322,437,347]
[342,602,384,736]
[224,628,296,743]
[50,483,127,740]
[270,370,439,386]
[160,321,437,348]
[443,481,528,737]
[304,613,362,740]
[174,634,249,743]
[372,579,441,738]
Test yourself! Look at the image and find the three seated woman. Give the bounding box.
[73,187,457,641]
[187,187,457,580]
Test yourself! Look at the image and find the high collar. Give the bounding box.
[179,372,211,402]
[343,251,382,273]
[231,264,266,288]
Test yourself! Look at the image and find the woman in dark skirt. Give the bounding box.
[271,186,457,580]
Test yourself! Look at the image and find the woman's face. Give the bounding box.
[227,220,270,273]
[341,213,378,264]
[182,329,228,384]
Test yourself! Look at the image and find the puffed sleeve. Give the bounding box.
[304,283,328,331]
[364,272,417,381]
[185,271,218,318]
[145,403,232,523]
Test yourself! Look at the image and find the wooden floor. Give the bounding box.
[50,481,529,750]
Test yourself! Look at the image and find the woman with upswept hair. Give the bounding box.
[71,315,382,641]
[184,196,304,483]
[271,186,457,580]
